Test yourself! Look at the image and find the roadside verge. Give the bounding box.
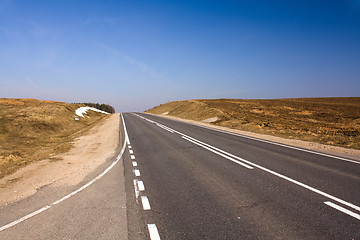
[0,113,121,206]
[145,113,360,161]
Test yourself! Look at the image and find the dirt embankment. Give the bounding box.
[146,98,360,151]
[0,112,120,205]
[0,98,109,179]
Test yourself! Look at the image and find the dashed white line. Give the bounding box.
[134,169,141,177]
[141,196,151,210]
[147,224,161,240]
[138,180,145,191]
[132,161,138,167]
[128,145,132,149]
[129,149,134,154]
[133,179,140,204]
[131,155,136,159]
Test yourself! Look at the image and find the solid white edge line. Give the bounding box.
[141,196,151,210]
[147,224,161,240]
[136,114,360,213]
[0,206,50,232]
[0,114,129,232]
[121,113,131,145]
[324,201,360,220]
[138,180,145,191]
[132,161,138,167]
[182,136,254,169]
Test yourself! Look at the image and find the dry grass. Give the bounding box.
[0,98,110,179]
[146,97,360,149]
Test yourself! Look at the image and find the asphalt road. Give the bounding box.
[1,112,359,239]
[123,112,360,240]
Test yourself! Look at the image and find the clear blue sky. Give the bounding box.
[1,0,359,112]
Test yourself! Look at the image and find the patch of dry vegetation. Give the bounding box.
[146,97,360,149]
[0,98,110,179]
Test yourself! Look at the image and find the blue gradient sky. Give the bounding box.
[1,0,359,112]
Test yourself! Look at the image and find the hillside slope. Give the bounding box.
[146,98,360,149]
[0,98,110,179]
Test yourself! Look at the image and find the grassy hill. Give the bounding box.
[146,98,360,149]
[0,98,110,179]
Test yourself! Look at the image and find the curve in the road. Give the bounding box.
[0,114,128,233]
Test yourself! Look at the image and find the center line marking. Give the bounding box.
[133,179,140,204]
[324,201,360,220]
[141,196,151,210]
[182,136,253,169]
[134,169,141,177]
[134,114,360,219]
[138,180,145,191]
[148,224,161,240]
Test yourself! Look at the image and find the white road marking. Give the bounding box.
[133,179,140,204]
[138,180,145,191]
[160,114,360,165]
[52,143,126,206]
[131,155,136,159]
[182,136,253,169]
[135,114,360,216]
[139,113,360,165]
[0,114,130,232]
[147,224,161,240]
[156,123,175,133]
[129,149,134,154]
[132,161,138,167]
[0,206,50,232]
[141,196,151,210]
[324,201,360,220]
[121,113,131,145]
[134,169,141,177]
[128,145,132,149]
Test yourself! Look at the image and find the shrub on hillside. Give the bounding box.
[78,103,115,113]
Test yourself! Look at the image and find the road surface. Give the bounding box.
[0,112,359,239]
[124,112,360,239]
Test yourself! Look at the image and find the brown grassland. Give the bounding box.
[0,98,109,179]
[146,97,360,150]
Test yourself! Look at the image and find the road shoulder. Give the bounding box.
[145,113,360,161]
[0,113,121,206]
